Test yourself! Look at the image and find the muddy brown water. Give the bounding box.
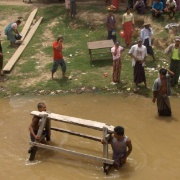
[0,94,180,180]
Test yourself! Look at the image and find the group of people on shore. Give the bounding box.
[106,5,180,117]
[108,0,179,20]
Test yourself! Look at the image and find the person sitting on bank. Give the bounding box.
[151,0,164,17]
[4,19,21,47]
[164,0,177,20]
[101,126,132,169]
[133,0,146,14]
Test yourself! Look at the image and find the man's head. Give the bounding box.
[16,19,21,26]
[115,41,120,47]
[57,35,64,42]
[37,102,46,112]
[137,37,143,47]
[114,126,124,138]
[159,68,167,78]
[175,37,180,46]
[126,7,131,14]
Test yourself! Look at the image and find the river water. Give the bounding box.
[0,94,180,180]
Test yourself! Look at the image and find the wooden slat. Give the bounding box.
[103,127,108,158]
[19,8,38,41]
[3,17,43,73]
[87,40,114,50]
[29,142,114,165]
[51,127,101,142]
[30,111,114,132]
[37,115,47,140]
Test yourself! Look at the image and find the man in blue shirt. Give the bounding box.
[151,0,164,17]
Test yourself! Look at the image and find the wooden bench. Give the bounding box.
[29,111,115,174]
[87,40,114,65]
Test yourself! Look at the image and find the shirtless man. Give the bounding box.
[101,126,132,169]
[152,68,174,116]
[29,102,50,143]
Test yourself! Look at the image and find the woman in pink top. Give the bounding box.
[111,42,124,83]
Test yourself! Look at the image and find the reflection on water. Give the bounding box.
[0,94,180,180]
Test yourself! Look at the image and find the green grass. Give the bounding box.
[0,3,180,97]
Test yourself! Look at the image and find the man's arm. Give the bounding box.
[29,116,40,141]
[152,91,158,103]
[121,138,132,163]
[167,69,174,77]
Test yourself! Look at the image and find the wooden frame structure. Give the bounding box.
[29,111,115,174]
[87,39,114,65]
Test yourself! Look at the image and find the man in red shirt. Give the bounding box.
[52,35,67,79]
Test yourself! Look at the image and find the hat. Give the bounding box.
[143,22,151,26]
[137,37,142,42]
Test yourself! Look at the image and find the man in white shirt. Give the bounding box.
[140,22,155,60]
[164,0,177,19]
[129,37,147,88]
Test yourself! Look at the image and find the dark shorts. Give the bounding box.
[51,59,66,73]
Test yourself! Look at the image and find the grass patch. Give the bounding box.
[0,2,180,97]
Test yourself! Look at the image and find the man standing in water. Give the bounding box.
[152,68,174,116]
[101,126,132,169]
[29,102,50,143]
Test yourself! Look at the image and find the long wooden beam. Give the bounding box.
[29,142,114,165]
[51,127,101,142]
[30,111,114,132]
[20,8,38,41]
[3,17,43,73]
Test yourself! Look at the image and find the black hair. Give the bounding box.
[159,68,167,75]
[16,20,21,24]
[37,102,45,110]
[114,126,124,136]
[126,7,131,12]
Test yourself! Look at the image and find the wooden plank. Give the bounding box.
[3,17,43,73]
[51,127,101,142]
[37,115,47,138]
[19,8,38,41]
[30,111,114,132]
[87,40,114,50]
[103,127,108,158]
[29,142,114,165]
